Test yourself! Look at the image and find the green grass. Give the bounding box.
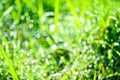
[0,44,18,80]
[66,0,81,29]
[0,0,120,80]
[54,0,59,35]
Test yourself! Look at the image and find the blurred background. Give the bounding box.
[0,0,120,79]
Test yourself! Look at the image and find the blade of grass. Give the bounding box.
[11,0,22,23]
[15,0,22,23]
[66,0,81,29]
[38,0,44,19]
[0,45,19,80]
[54,0,60,35]
[90,40,120,56]
[107,73,120,78]
[94,72,97,80]
[3,6,13,17]
[22,0,35,10]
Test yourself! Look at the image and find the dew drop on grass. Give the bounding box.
[113,42,119,46]
[43,73,47,77]
[51,44,57,50]
[29,24,33,29]
[21,15,25,20]
[63,42,68,47]
[47,55,51,59]
[83,45,88,50]
[10,31,17,38]
[50,24,55,32]
[80,17,84,23]
[13,44,17,49]
[82,41,86,46]
[45,59,50,65]
[32,69,36,73]
[2,41,5,46]
[36,33,40,39]
[26,65,30,71]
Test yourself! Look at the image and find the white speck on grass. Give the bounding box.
[43,73,47,77]
[64,42,68,47]
[36,33,40,38]
[3,6,13,17]
[32,60,35,64]
[26,65,30,71]
[24,41,29,47]
[47,55,51,58]
[84,27,89,32]
[29,24,33,29]
[46,59,50,65]
[32,69,36,73]
[82,41,86,45]
[13,44,16,49]
[51,44,57,50]
[89,49,93,53]
[10,31,16,38]
[50,24,55,32]
[113,42,119,46]
[80,17,84,23]
[84,45,88,50]
[21,15,25,20]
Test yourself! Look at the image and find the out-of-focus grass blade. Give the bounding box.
[11,0,22,23]
[38,0,44,19]
[15,0,22,11]
[54,0,60,35]
[107,73,120,78]
[0,45,19,80]
[90,40,120,56]
[3,6,13,17]
[22,0,36,11]
[66,0,81,29]
[94,72,97,80]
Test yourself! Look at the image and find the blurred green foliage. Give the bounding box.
[0,0,120,80]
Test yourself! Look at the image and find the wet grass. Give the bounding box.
[0,0,120,79]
